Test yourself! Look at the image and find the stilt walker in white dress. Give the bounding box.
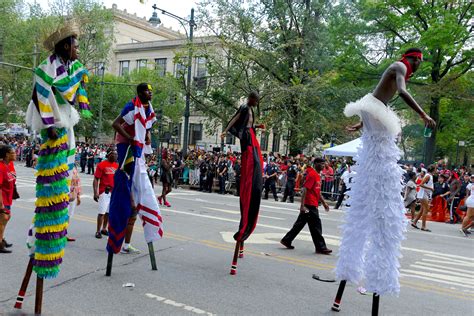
[331,48,436,315]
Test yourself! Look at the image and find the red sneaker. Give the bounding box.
[157,196,162,205]
[164,201,171,207]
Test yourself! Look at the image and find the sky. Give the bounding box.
[26,0,199,32]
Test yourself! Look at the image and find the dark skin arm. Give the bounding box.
[347,61,435,132]
[112,115,134,144]
[93,177,100,202]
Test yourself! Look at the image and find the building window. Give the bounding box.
[272,133,280,153]
[260,132,269,151]
[189,123,202,145]
[155,58,167,77]
[94,62,105,77]
[119,60,130,76]
[175,59,187,78]
[136,59,147,71]
[196,57,207,78]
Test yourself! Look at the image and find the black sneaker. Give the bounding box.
[2,239,12,248]
[0,246,12,253]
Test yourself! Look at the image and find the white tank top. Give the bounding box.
[417,174,433,199]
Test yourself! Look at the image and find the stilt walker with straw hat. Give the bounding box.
[14,20,91,314]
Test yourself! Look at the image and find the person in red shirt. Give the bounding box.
[280,157,332,254]
[93,150,118,239]
[0,145,17,253]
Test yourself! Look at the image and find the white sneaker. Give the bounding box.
[121,245,141,254]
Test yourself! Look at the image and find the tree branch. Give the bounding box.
[458,2,472,25]
[374,18,408,43]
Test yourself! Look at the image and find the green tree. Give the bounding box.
[196,0,355,154]
[330,0,473,163]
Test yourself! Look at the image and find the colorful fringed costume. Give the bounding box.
[25,54,91,279]
[107,97,163,254]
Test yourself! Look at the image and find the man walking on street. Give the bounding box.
[93,149,118,239]
[280,157,332,254]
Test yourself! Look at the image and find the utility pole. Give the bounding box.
[182,8,194,157]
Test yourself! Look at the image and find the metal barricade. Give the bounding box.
[321,175,342,201]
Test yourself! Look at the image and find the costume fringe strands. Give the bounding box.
[335,94,407,296]
[32,127,70,279]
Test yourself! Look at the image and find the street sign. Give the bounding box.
[458,141,465,146]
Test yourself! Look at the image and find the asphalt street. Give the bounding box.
[1,165,473,315]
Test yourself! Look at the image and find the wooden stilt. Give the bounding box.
[239,241,244,258]
[148,242,157,271]
[371,294,380,316]
[331,280,347,312]
[105,252,114,276]
[14,257,34,309]
[230,241,241,275]
[34,276,43,315]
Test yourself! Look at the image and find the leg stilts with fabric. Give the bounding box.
[229,128,263,275]
[105,252,114,276]
[148,242,157,270]
[34,276,44,315]
[230,241,241,275]
[331,280,347,312]
[239,241,244,258]
[14,257,34,309]
[372,294,380,316]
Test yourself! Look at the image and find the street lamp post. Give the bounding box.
[149,4,195,157]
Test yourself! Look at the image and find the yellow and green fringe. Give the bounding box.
[33,127,70,279]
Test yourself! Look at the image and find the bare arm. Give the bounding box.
[112,115,133,143]
[299,188,307,213]
[221,112,241,139]
[395,64,436,128]
[93,177,99,202]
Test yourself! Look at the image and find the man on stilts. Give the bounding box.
[17,20,92,314]
[331,48,435,314]
[106,83,163,275]
[221,92,264,275]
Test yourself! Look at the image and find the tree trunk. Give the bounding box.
[424,96,440,164]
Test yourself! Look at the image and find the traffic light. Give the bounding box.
[172,124,179,136]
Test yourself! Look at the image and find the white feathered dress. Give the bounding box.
[335,94,407,296]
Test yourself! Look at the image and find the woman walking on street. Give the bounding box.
[0,145,17,253]
[460,174,474,237]
[158,149,172,207]
[412,165,435,232]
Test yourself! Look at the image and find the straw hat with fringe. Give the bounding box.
[43,20,80,51]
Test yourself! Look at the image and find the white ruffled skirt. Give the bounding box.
[335,94,407,296]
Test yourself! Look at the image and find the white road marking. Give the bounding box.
[415,261,471,273]
[145,293,215,315]
[400,273,474,290]
[421,258,474,268]
[409,264,473,279]
[401,269,473,286]
[205,207,284,220]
